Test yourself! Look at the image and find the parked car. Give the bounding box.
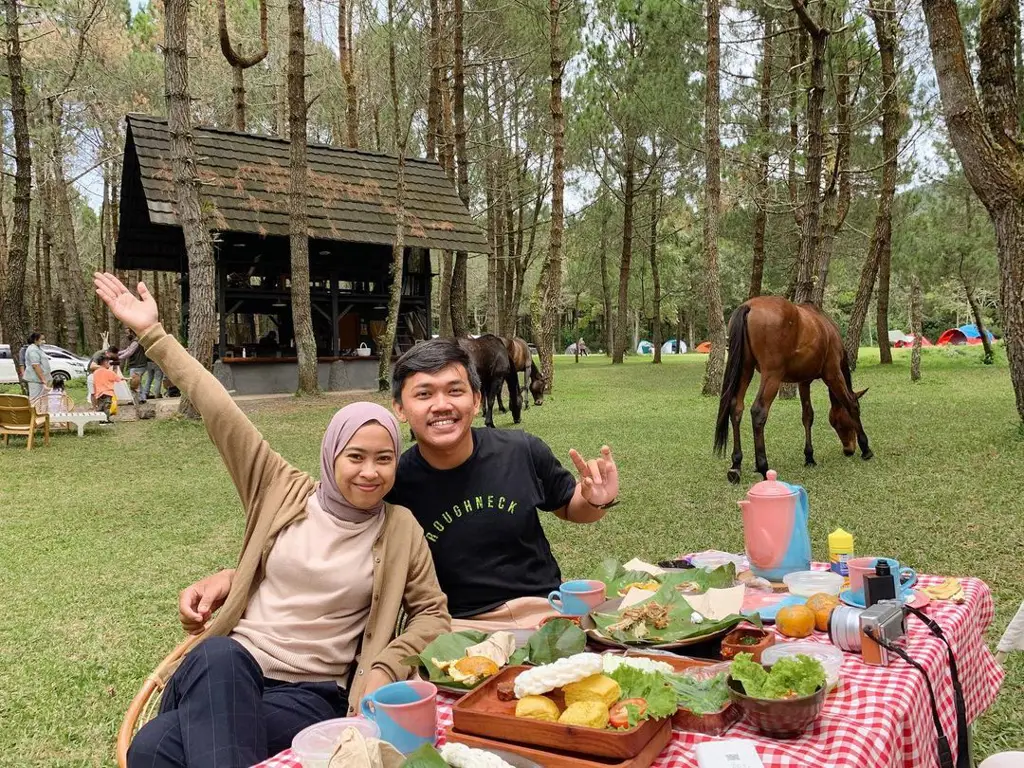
[0,342,88,384]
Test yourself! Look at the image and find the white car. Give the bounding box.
[0,342,89,385]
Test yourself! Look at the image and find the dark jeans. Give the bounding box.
[128,637,348,768]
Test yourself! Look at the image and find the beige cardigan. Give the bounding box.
[141,324,450,713]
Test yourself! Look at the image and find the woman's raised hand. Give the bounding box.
[93,272,160,337]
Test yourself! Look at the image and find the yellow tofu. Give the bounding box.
[515,695,561,723]
[562,674,622,708]
[558,701,611,729]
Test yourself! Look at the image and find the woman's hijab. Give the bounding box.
[317,402,401,522]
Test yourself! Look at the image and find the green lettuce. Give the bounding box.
[731,652,826,699]
[606,665,678,722]
[667,672,730,715]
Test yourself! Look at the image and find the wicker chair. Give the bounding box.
[115,634,202,768]
[0,393,50,449]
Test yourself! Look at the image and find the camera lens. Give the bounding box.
[829,605,863,652]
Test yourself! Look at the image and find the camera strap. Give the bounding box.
[865,608,970,768]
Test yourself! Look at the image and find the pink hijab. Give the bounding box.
[317,402,401,523]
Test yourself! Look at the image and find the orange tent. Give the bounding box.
[696,341,712,353]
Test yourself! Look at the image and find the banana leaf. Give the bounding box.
[592,558,738,600]
[508,618,587,666]
[590,583,748,645]
[591,558,665,597]
[400,744,449,767]
[402,630,488,688]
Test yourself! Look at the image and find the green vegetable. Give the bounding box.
[623,702,644,728]
[400,743,449,767]
[517,619,587,665]
[605,666,678,721]
[402,630,488,689]
[730,652,826,699]
[667,672,731,715]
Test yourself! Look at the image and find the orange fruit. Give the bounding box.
[806,593,840,632]
[776,605,816,638]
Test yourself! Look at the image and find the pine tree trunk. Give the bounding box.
[1,0,32,347]
[450,0,469,338]
[613,145,635,365]
[749,8,773,299]
[288,0,319,394]
[599,207,613,355]
[378,0,408,390]
[41,205,55,340]
[536,0,565,390]
[791,0,829,305]
[482,64,498,332]
[344,0,358,147]
[910,274,922,381]
[217,0,268,132]
[649,186,662,364]
[426,0,441,160]
[701,0,727,395]
[438,81,456,337]
[960,255,995,363]
[876,241,893,363]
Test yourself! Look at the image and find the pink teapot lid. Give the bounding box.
[746,470,795,498]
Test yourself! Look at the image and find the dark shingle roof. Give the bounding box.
[125,114,488,253]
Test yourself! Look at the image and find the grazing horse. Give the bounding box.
[713,296,872,484]
[458,334,521,428]
[498,337,545,412]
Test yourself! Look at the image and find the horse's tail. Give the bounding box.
[714,304,751,456]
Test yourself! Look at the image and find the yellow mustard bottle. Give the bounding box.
[828,528,854,577]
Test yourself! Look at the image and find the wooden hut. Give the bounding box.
[115,114,486,394]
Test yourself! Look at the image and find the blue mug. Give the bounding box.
[849,557,918,604]
[359,680,437,754]
[547,579,606,616]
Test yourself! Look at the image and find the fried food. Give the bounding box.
[606,602,671,638]
[617,580,661,596]
[558,701,611,729]
[562,674,622,708]
[515,695,561,722]
[432,655,501,686]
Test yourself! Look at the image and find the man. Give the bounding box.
[141,359,164,399]
[180,339,618,633]
[121,330,150,402]
[21,332,52,401]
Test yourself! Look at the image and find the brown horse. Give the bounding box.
[498,337,545,412]
[458,334,522,428]
[714,296,872,484]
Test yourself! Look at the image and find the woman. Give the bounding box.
[94,273,450,768]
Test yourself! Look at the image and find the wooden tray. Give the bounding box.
[444,722,673,768]
[452,666,666,759]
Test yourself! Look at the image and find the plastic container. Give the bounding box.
[292,717,381,768]
[761,641,844,690]
[828,529,855,577]
[783,570,844,597]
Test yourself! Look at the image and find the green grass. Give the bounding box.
[1,347,1021,765]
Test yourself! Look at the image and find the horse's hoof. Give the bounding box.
[862,450,874,461]
[843,449,855,457]
[727,468,741,485]
[805,458,817,468]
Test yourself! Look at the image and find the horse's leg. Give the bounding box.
[482,377,496,428]
[727,362,756,485]
[751,375,781,479]
[521,367,529,409]
[497,384,507,414]
[799,381,815,467]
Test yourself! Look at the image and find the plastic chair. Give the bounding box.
[0,393,50,449]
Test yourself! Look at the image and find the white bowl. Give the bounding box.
[783,570,844,597]
[292,717,381,768]
[761,641,844,690]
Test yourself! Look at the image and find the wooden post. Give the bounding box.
[331,274,340,356]
[217,260,227,358]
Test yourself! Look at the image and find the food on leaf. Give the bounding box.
[563,674,622,708]
[675,581,703,594]
[465,631,517,667]
[607,602,671,638]
[513,619,587,666]
[558,701,611,729]
[609,698,648,729]
[513,652,603,698]
[618,580,661,596]
[448,656,500,685]
[805,593,841,632]
[731,652,826,699]
[515,695,562,722]
[776,605,816,638]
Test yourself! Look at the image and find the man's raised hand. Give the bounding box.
[569,445,619,508]
[93,272,159,337]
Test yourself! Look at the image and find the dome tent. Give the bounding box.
[661,339,687,354]
[636,340,654,355]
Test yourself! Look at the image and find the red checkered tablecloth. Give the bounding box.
[255,573,1004,768]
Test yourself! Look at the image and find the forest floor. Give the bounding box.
[1,346,1021,765]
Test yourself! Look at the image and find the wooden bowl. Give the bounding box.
[726,677,827,738]
[719,627,775,662]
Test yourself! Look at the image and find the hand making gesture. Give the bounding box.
[569,445,619,508]
[93,272,160,337]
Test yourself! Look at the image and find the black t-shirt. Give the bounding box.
[387,428,577,618]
